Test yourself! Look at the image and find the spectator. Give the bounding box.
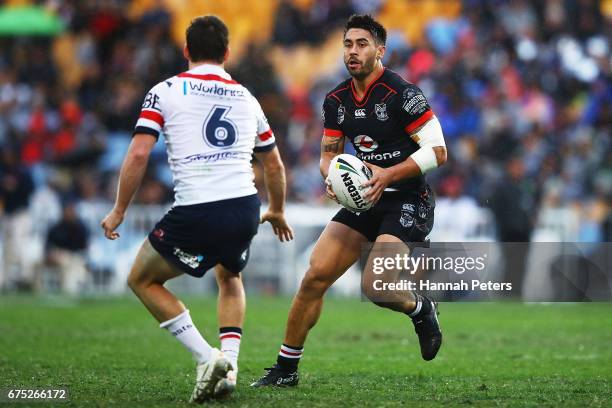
[39,199,89,295]
[433,175,482,240]
[487,157,538,296]
[0,0,608,295]
[0,146,35,290]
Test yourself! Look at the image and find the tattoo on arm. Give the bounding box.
[322,139,341,153]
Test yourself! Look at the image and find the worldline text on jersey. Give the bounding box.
[187,82,245,98]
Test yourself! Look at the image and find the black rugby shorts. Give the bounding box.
[148,194,260,277]
[331,185,435,245]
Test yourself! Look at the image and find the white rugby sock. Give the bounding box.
[408,294,423,317]
[160,309,212,364]
[219,327,242,371]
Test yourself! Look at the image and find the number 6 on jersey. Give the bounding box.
[203,105,238,148]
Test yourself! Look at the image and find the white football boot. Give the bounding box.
[189,348,233,403]
[213,368,237,398]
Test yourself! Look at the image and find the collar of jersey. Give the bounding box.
[350,67,385,106]
[187,63,232,80]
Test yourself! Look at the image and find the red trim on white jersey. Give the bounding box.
[177,72,239,85]
[258,129,274,141]
[140,109,164,126]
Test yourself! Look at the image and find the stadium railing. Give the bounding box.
[73,202,497,295]
[5,203,592,297]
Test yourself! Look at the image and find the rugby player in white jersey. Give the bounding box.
[100,16,293,403]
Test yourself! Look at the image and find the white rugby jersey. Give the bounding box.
[134,64,275,206]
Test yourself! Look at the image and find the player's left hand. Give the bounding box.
[260,211,294,242]
[361,162,393,205]
[101,208,124,240]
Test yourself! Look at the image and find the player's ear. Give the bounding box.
[183,43,190,61]
[224,47,230,63]
[376,45,386,61]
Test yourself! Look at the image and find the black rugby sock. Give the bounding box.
[277,343,303,370]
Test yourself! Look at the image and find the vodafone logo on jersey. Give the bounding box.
[353,135,378,152]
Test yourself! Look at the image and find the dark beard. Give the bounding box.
[349,69,368,81]
[346,58,375,80]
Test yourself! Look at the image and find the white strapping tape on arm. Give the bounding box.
[409,115,445,174]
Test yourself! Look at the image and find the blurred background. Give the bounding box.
[0,0,610,297]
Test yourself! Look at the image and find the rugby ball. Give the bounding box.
[328,154,373,212]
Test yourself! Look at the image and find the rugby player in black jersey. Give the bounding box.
[252,14,447,387]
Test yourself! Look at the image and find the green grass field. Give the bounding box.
[1,296,611,407]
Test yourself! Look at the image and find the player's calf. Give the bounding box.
[249,275,322,388]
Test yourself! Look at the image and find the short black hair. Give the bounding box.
[186,15,229,63]
[344,14,386,46]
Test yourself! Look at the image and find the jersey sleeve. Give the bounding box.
[398,84,434,135]
[133,82,166,140]
[322,95,344,138]
[252,96,276,153]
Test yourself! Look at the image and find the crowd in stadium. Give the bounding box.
[1,0,610,250]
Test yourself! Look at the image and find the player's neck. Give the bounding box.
[189,60,225,70]
[351,63,384,99]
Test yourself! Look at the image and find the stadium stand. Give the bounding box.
[0,0,610,294]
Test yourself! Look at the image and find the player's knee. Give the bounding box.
[126,270,142,293]
[217,272,240,285]
[299,262,334,296]
[217,270,243,294]
[127,266,150,293]
[299,274,329,297]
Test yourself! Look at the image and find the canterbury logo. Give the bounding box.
[354,109,366,118]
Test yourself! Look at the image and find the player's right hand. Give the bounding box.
[260,211,294,242]
[325,177,339,203]
[101,208,124,240]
